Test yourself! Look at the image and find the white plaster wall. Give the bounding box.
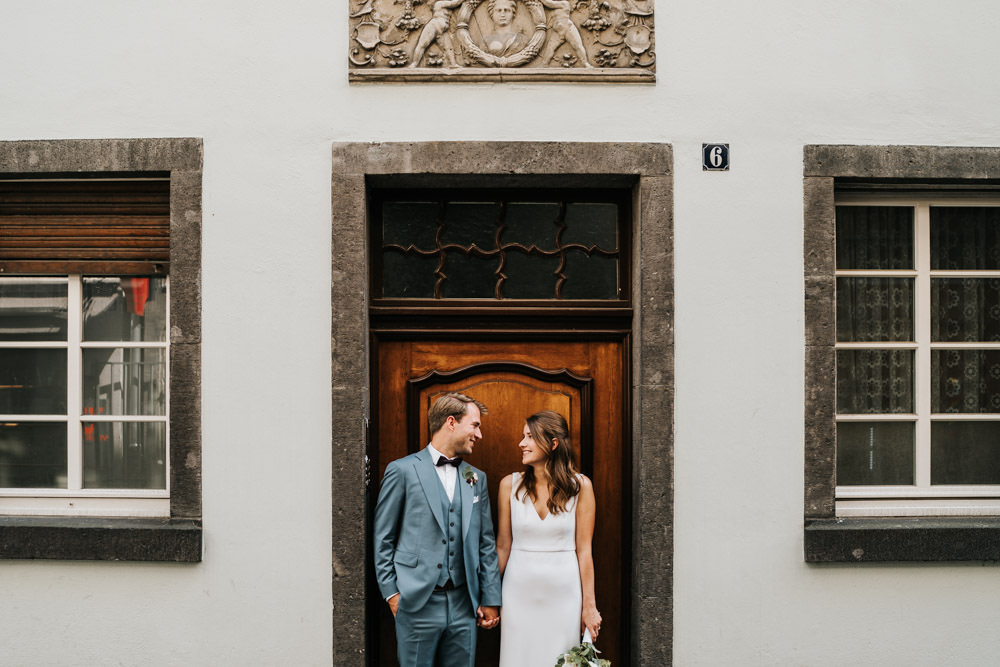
[1,0,1000,664]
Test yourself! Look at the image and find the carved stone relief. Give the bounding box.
[349,0,655,82]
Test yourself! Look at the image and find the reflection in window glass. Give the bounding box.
[0,349,67,414]
[563,203,618,250]
[382,251,439,298]
[383,201,439,249]
[83,421,166,489]
[837,277,914,342]
[441,252,500,299]
[931,422,1000,484]
[931,350,1000,413]
[931,278,1000,342]
[837,349,913,414]
[0,422,67,489]
[836,206,913,270]
[562,250,618,300]
[441,202,499,248]
[83,277,167,342]
[502,249,559,299]
[837,422,914,485]
[0,278,67,342]
[503,202,560,251]
[930,207,1000,270]
[82,348,166,416]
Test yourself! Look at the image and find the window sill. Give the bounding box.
[0,517,202,562]
[804,517,1000,562]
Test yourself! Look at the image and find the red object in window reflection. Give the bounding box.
[124,278,150,316]
[84,424,95,442]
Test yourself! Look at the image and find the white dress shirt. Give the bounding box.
[426,443,458,502]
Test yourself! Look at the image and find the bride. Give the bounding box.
[496,410,602,667]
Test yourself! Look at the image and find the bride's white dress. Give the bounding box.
[499,472,581,667]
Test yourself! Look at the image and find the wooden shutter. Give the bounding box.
[0,180,170,275]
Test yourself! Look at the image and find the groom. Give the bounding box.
[374,392,502,667]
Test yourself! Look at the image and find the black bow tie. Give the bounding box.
[436,456,462,467]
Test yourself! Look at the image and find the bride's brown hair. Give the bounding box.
[516,410,581,514]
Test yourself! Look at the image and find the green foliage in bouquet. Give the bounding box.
[553,640,610,667]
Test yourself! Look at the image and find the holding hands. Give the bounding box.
[478,605,500,629]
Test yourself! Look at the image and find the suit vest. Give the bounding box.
[437,473,466,588]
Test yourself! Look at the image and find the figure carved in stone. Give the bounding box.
[481,0,529,58]
[410,0,465,67]
[536,0,591,67]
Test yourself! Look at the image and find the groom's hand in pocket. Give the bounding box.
[387,593,400,617]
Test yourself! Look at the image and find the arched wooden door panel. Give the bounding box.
[373,339,628,667]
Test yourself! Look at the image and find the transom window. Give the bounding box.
[835,198,1000,516]
[372,189,629,303]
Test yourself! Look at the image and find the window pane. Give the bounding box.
[83,421,165,489]
[837,349,914,414]
[381,250,439,298]
[931,421,1000,484]
[0,349,67,414]
[836,206,913,270]
[0,422,67,488]
[931,278,1000,342]
[837,277,913,342]
[82,348,166,416]
[562,203,618,250]
[502,202,560,251]
[441,202,499,248]
[83,277,167,342]
[440,251,500,298]
[0,279,67,342]
[930,207,1000,270]
[383,201,439,250]
[562,249,618,299]
[837,422,914,485]
[501,248,559,299]
[931,349,1000,413]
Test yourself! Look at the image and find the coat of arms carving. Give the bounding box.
[349,0,655,82]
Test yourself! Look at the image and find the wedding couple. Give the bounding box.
[374,392,602,667]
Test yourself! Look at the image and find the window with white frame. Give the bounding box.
[835,197,1000,516]
[0,275,169,516]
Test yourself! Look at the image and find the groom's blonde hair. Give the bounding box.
[428,392,488,436]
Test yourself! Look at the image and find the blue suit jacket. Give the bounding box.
[374,447,502,614]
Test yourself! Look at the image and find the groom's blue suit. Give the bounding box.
[374,446,502,667]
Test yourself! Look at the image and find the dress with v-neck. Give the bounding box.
[499,472,581,667]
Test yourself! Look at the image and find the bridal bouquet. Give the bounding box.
[553,630,610,667]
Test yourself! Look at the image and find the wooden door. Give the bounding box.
[372,338,628,667]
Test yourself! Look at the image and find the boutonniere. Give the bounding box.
[463,468,478,487]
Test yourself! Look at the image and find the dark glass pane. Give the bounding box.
[837,421,914,485]
[562,249,618,300]
[931,350,1000,413]
[930,207,1000,270]
[83,277,167,342]
[501,249,559,299]
[931,421,1000,484]
[931,278,1000,342]
[441,202,500,249]
[502,202,560,251]
[382,201,439,250]
[0,349,67,414]
[0,279,67,342]
[83,348,166,416]
[836,206,913,270]
[0,422,66,488]
[381,250,439,298]
[837,349,913,414]
[440,251,500,298]
[837,277,913,342]
[83,421,165,489]
[562,203,618,250]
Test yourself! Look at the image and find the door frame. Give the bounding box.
[332,142,674,665]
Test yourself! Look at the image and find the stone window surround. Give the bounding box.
[804,144,1000,563]
[0,139,203,562]
[332,142,673,664]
